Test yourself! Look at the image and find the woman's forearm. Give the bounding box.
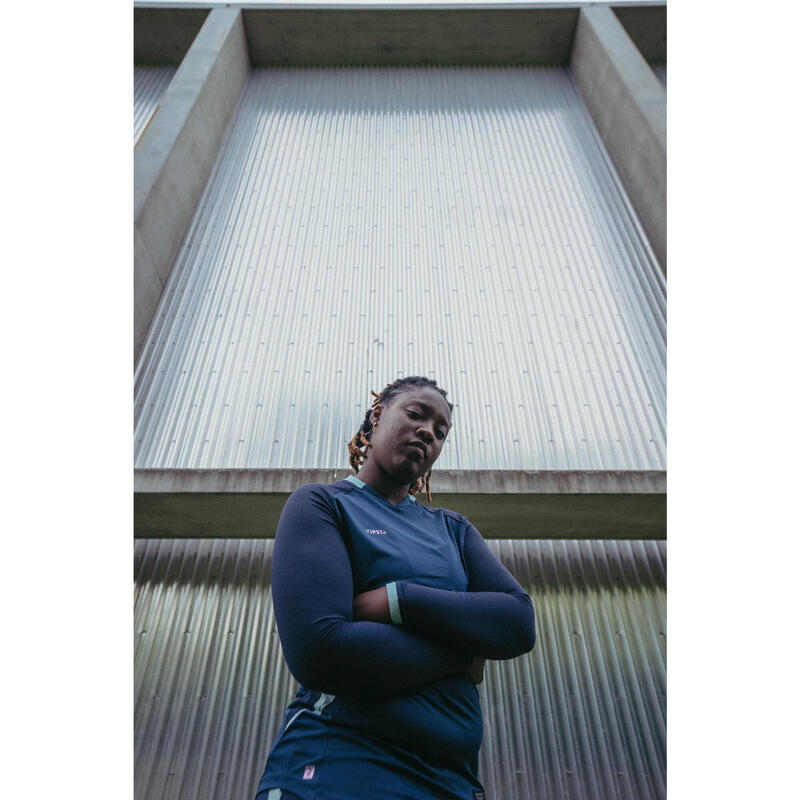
[352,579,534,659]
[392,582,535,659]
[281,615,472,700]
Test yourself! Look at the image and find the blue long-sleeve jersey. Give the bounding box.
[255,476,536,800]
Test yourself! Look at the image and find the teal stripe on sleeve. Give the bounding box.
[386,581,403,625]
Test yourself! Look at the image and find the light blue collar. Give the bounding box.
[345,474,416,502]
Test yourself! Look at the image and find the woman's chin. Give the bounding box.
[389,460,422,485]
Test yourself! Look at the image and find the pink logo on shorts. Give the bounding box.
[303,765,315,780]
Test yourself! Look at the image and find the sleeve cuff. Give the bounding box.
[386,581,403,625]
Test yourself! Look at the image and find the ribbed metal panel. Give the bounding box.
[134,67,665,471]
[134,66,177,145]
[135,536,665,800]
[481,538,666,800]
[651,64,666,88]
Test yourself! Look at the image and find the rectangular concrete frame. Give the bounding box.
[133,3,666,536]
[133,2,666,360]
[134,7,249,362]
[570,5,666,271]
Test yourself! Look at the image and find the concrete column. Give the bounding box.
[134,7,249,363]
[570,6,666,272]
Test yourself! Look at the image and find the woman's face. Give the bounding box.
[367,386,452,485]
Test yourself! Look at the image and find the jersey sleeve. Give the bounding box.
[392,521,536,659]
[270,485,472,700]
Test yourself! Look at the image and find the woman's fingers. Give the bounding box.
[466,657,485,685]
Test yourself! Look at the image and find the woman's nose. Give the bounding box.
[416,426,434,443]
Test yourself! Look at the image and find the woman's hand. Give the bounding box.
[466,657,485,685]
[353,587,390,623]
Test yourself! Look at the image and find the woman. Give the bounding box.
[255,376,536,800]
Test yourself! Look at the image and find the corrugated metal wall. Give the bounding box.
[134,66,666,472]
[134,66,177,145]
[134,537,665,800]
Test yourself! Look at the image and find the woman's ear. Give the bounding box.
[370,405,383,427]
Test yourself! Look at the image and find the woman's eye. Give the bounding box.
[435,430,445,440]
[407,410,420,419]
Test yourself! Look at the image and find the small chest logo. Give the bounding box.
[365,528,389,535]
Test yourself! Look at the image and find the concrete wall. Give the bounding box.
[570,6,666,271]
[134,7,250,363]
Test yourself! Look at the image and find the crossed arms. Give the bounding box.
[271,485,536,701]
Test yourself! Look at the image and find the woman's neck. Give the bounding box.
[356,463,410,506]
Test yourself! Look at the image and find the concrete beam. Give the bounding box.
[134,468,666,494]
[242,7,580,66]
[134,468,666,540]
[134,491,665,540]
[134,7,249,363]
[570,6,666,271]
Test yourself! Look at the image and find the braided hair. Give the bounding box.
[347,376,454,503]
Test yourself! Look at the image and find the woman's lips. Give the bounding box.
[407,441,427,458]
